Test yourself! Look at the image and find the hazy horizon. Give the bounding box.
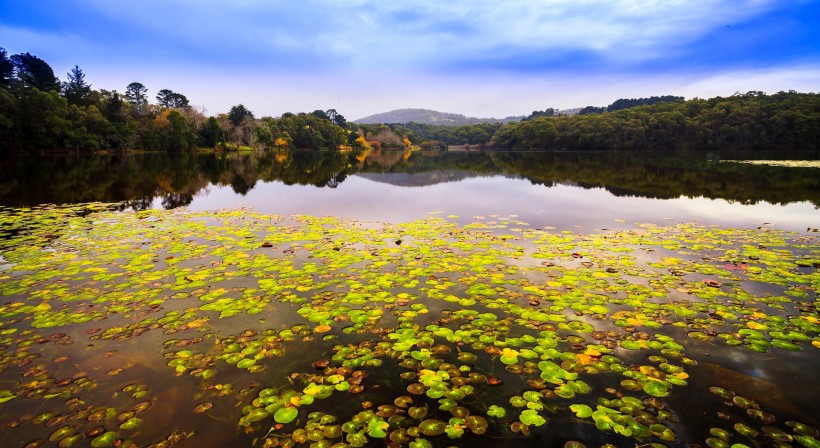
[2,1,819,120]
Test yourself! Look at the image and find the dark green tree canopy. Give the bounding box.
[228,104,254,126]
[104,92,124,122]
[200,117,224,147]
[63,65,92,106]
[310,109,329,121]
[578,106,606,115]
[523,108,556,121]
[10,52,60,91]
[156,89,190,109]
[125,82,148,106]
[607,95,684,112]
[325,109,347,127]
[0,47,13,89]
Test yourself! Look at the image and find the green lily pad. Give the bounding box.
[274,407,298,424]
[643,381,670,398]
[519,409,546,427]
[570,403,593,418]
[487,405,506,418]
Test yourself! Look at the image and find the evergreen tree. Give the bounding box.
[0,47,14,89]
[156,89,190,109]
[125,82,148,106]
[228,104,254,127]
[63,65,92,105]
[10,52,60,91]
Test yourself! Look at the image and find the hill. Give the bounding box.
[354,108,522,125]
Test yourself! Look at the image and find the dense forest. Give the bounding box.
[1,48,818,152]
[0,48,363,153]
[493,91,820,150]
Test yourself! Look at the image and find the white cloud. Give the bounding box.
[5,1,816,119]
[677,64,820,98]
[77,0,782,70]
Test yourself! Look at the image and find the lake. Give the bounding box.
[2,150,818,230]
[0,149,818,448]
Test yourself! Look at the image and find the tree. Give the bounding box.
[10,52,60,91]
[125,82,148,106]
[0,48,13,89]
[326,109,347,127]
[228,104,254,127]
[578,106,605,115]
[199,117,224,147]
[104,92,124,121]
[311,109,329,121]
[523,108,555,121]
[156,89,189,109]
[63,65,92,106]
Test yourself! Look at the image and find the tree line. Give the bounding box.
[355,92,818,151]
[2,48,818,152]
[0,48,362,153]
[492,91,819,150]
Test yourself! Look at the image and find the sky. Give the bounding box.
[2,0,819,119]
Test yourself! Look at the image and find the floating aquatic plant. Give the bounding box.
[0,204,817,447]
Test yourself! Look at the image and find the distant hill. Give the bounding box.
[354,108,522,126]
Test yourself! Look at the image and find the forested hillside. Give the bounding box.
[0,48,353,152]
[354,108,520,125]
[492,91,820,150]
[2,47,817,152]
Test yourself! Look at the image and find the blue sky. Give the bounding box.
[2,0,819,119]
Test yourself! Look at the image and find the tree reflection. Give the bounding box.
[0,150,817,209]
[161,192,194,209]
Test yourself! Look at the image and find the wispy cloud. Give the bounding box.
[1,0,818,117]
[7,0,805,71]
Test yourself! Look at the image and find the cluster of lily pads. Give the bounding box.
[0,203,817,448]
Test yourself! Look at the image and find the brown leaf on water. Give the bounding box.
[312,359,329,370]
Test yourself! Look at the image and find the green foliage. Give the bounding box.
[492,91,820,150]
[261,113,347,149]
[228,104,254,127]
[578,106,605,115]
[124,82,148,106]
[0,47,13,89]
[607,95,684,112]
[1,48,818,156]
[63,65,92,106]
[10,52,60,91]
[156,89,190,109]
[0,204,816,447]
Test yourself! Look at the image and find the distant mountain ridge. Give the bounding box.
[354,108,523,126]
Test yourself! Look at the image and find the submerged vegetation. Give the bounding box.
[0,204,817,447]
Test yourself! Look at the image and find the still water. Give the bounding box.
[1,149,818,231]
[0,149,818,448]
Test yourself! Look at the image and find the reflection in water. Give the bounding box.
[0,149,817,224]
[0,151,818,447]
